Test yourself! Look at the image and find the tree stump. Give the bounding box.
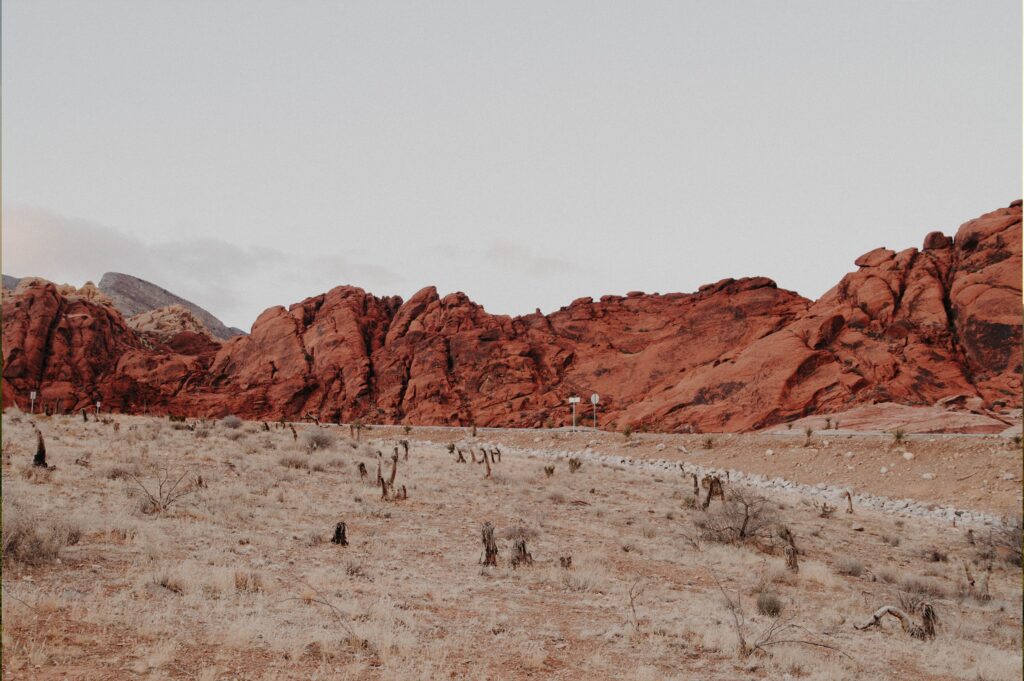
[483,450,492,478]
[481,522,498,566]
[400,440,409,460]
[33,429,47,468]
[701,476,724,510]
[511,539,533,568]
[357,461,368,481]
[331,522,348,546]
[389,451,399,486]
[81,409,88,422]
[779,525,799,572]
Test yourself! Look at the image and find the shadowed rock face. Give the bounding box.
[3,202,1020,431]
[98,272,244,341]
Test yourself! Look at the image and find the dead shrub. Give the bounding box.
[279,455,310,470]
[756,591,783,617]
[2,499,81,565]
[899,574,948,600]
[301,429,336,452]
[835,556,865,577]
[234,569,265,593]
[695,488,777,544]
[221,415,243,429]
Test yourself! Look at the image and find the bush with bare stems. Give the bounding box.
[302,429,337,452]
[696,488,777,544]
[568,458,582,473]
[128,468,199,514]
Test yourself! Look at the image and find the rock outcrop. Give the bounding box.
[3,202,1020,431]
[127,305,212,341]
[98,272,244,340]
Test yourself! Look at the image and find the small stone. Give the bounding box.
[655,443,666,451]
[851,524,865,532]
[922,473,935,480]
[902,452,914,461]
[843,452,854,459]
[879,466,888,474]
[1001,472,1015,481]
[765,449,774,456]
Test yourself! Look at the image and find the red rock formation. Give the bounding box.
[3,202,1020,431]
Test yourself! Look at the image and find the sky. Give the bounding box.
[2,1,1020,331]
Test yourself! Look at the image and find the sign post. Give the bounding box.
[95,400,102,415]
[590,393,600,429]
[30,390,37,414]
[568,396,581,432]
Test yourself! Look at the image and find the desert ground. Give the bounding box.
[2,412,1021,680]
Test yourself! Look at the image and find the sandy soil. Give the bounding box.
[2,412,1021,680]
[372,425,1023,518]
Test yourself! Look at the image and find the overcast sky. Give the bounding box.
[3,1,1020,330]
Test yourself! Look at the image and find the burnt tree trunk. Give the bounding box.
[33,429,47,468]
[331,522,348,546]
[481,522,498,566]
[511,539,533,568]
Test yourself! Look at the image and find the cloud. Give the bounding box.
[482,240,581,277]
[1,205,402,329]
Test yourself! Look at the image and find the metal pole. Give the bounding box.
[593,403,597,429]
[571,402,576,432]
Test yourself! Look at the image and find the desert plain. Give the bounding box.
[2,411,1021,680]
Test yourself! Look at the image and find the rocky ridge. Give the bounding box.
[2,202,1020,431]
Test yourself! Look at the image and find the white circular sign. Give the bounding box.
[590,393,599,405]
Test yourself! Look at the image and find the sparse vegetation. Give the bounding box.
[0,412,1019,679]
[221,415,243,429]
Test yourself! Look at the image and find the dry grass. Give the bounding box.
[1,413,1020,680]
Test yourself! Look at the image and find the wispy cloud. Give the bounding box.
[1,205,403,329]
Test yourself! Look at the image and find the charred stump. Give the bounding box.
[481,522,498,566]
[331,522,348,546]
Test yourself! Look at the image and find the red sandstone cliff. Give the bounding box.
[3,202,1020,431]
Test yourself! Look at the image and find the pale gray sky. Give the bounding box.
[3,1,1020,330]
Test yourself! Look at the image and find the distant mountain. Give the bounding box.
[2,275,20,290]
[98,272,244,340]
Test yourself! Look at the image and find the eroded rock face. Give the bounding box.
[127,305,212,341]
[3,203,1020,430]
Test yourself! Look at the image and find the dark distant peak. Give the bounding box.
[2,274,21,290]
[98,272,244,341]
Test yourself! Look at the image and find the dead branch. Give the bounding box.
[628,579,645,633]
[778,525,799,572]
[855,603,937,639]
[844,490,854,514]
